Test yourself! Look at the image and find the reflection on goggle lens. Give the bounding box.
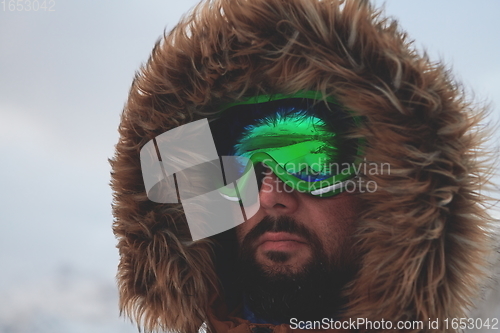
[210,93,361,198]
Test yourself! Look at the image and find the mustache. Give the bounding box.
[241,216,317,249]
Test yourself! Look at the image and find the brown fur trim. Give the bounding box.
[110,0,495,332]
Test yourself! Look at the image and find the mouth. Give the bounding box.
[257,232,308,252]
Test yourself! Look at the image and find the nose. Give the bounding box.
[258,169,299,215]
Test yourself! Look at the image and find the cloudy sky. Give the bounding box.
[1,1,499,332]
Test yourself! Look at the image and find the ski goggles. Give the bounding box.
[209,91,362,198]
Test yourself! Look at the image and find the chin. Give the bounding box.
[257,250,313,275]
[238,246,352,323]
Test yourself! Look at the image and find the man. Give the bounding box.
[110,0,493,332]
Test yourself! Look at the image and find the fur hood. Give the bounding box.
[110,0,494,331]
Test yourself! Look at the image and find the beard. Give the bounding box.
[237,216,355,323]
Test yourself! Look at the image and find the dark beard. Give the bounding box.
[237,216,354,323]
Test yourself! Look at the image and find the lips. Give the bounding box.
[256,232,307,251]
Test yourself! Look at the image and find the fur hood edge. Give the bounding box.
[110,0,495,332]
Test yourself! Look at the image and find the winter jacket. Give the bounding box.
[110,0,494,332]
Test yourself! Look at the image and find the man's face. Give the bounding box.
[234,168,360,321]
[236,170,360,276]
[214,100,361,320]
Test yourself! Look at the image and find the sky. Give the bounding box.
[0,1,499,332]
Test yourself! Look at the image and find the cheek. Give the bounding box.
[318,195,360,258]
[326,194,360,228]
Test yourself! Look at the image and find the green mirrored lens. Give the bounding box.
[234,112,340,182]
